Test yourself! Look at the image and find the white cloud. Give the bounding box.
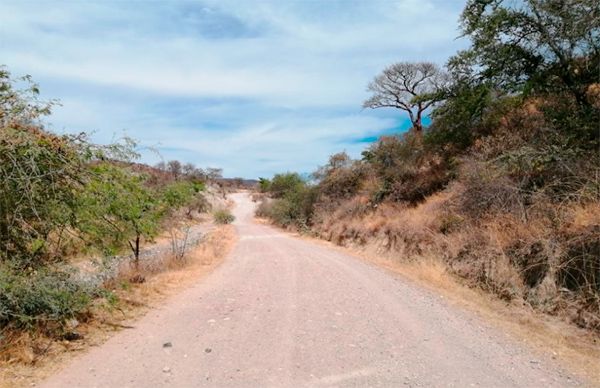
[0,0,467,177]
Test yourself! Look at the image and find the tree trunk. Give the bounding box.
[413,104,424,133]
[413,121,423,133]
[129,235,141,269]
[134,235,140,268]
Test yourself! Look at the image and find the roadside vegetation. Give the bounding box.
[257,0,600,333]
[213,208,235,224]
[0,66,225,365]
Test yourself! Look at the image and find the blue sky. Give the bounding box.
[1,0,466,178]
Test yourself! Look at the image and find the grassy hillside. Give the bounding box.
[256,0,600,332]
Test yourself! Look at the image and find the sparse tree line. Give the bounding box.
[257,0,600,332]
[0,67,221,337]
[154,160,223,183]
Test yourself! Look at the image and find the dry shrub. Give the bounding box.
[387,158,453,204]
[313,179,600,331]
[213,208,235,224]
[363,134,454,205]
[255,198,274,218]
[457,160,524,220]
[250,192,265,203]
[557,224,600,331]
[0,331,38,365]
[314,191,448,257]
[444,226,524,301]
[317,162,365,200]
[586,83,600,109]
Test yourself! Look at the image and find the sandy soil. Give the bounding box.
[41,193,587,387]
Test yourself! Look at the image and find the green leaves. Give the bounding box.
[162,181,197,209]
[269,173,306,198]
[77,163,163,259]
[213,209,235,224]
[0,263,96,331]
[77,164,209,260]
[456,0,600,102]
[0,126,84,266]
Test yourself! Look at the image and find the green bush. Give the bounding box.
[257,177,271,193]
[213,209,235,224]
[0,263,96,333]
[268,186,317,229]
[161,181,196,208]
[0,126,85,266]
[0,69,139,267]
[269,173,305,198]
[77,163,164,264]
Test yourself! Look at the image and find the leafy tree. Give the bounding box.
[425,83,496,153]
[0,68,82,266]
[259,172,317,228]
[258,178,271,193]
[363,62,448,132]
[162,180,207,216]
[0,66,56,127]
[77,164,163,266]
[455,0,600,106]
[0,127,85,266]
[162,181,195,208]
[0,68,139,266]
[269,173,305,198]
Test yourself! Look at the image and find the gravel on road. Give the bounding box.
[41,193,583,387]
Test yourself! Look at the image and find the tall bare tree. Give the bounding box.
[363,62,447,133]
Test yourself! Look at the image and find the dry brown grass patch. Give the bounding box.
[295,231,600,384]
[0,225,237,388]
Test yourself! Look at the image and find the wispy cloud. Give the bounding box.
[0,0,466,177]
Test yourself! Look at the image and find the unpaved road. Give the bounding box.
[42,193,582,387]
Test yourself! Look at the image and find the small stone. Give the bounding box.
[163,366,171,373]
[205,348,212,353]
[63,331,83,341]
[163,342,172,348]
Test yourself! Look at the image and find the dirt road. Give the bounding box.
[42,193,582,387]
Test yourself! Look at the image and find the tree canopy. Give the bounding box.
[363,62,448,132]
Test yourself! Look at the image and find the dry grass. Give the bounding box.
[316,190,452,257]
[302,183,600,383]
[315,181,600,319]
[0,225,236,388]
[379,255,600,385]
[295,230,600,385]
